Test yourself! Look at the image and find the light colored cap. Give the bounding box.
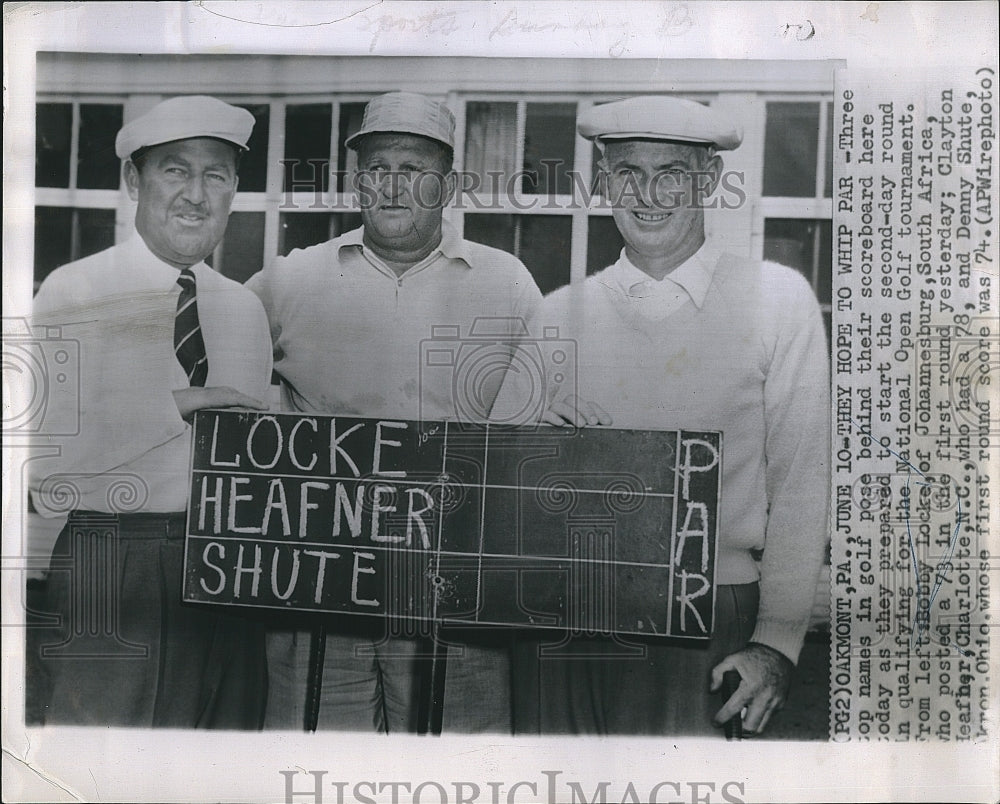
[345,92,455,151]
[115,95,255,160]
[578,96,743,151]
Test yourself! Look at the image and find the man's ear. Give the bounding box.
[597,157,610,195]
[703,153,724,194]
[442,169,458,207]
[123,160,140,202]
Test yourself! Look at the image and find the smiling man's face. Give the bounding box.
[602,139,721,279]
[125,137,239,269]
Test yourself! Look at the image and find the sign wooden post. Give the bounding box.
[415,626,448,735]
[305,621,327,732]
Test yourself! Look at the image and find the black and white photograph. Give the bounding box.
[3,2,998,802]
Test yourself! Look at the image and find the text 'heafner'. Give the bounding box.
[197,415,437,546]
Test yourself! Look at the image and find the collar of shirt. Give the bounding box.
[337,220,475,279]
[599,247,716,309]
[120,232,208,293]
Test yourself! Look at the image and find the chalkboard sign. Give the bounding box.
[183,411,721,639]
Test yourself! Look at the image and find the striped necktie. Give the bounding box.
[174,268,208,387]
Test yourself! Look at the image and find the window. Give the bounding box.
[764,102,825,197]
[34,207,116,284]
[36,102,122,190]
[233,104,270,193]
[283,103,332,195]
[465,213,572,294]
[763,218,832,305]
[586,216,625,276]
[33,96,374,288]
[33,91,833,316]
[216,97,371,283]
[760,100,834,336]
[34,100,123,288]
[278,212,361,256]
[216,212,265,284]
[461,95,835,304]
[460,97,606,291]
[36,103,72,188]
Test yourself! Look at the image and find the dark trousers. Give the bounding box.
[39,512,267,729]
[511,582,759,736]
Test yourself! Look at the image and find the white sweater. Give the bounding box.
[494,247,831,662]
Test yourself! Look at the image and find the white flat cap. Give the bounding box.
[115,95,255,160]
[346,92,455,151]
[578,96,743,151]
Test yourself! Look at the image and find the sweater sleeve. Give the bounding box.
[749,267,831,663]
[244,260,282,350]
[489,290,573,426]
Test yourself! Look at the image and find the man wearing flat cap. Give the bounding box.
[496,96,829,736]
[247,91,542,732]
[31,95,273,727]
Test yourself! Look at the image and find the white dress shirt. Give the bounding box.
[30,234,272,515]
[601,247,718,322]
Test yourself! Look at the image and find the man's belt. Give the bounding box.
[67,510,187,539]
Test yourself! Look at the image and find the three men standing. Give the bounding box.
[30,91,827,737]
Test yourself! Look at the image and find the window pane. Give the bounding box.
[234,104,270,192]
[823,101,834,199]
[591,142,604,191]
[763,218,832,304]
[464,102,517,194]
[816,217,832,305]
[586,216,624,275]
[463,213,515,254]
[36,103,72,188]
[279,213,332,256]
[336,102,368,193]
[218,212,265,283]
[77,104,123,190]
[33,207,117,288]
[278,211,362,256]
[522,103,576,196]
[335,212,362,236]
[284,103,332,195]
[519,216,572,294]
[763,102,820,197]
[34,207,72,287]
[465,214,571,294]
[77,208,116,261]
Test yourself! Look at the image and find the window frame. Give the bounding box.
[34,89,834,310]
[757,95,834,315]
[34,95,126,284]
[34,94,126,207]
